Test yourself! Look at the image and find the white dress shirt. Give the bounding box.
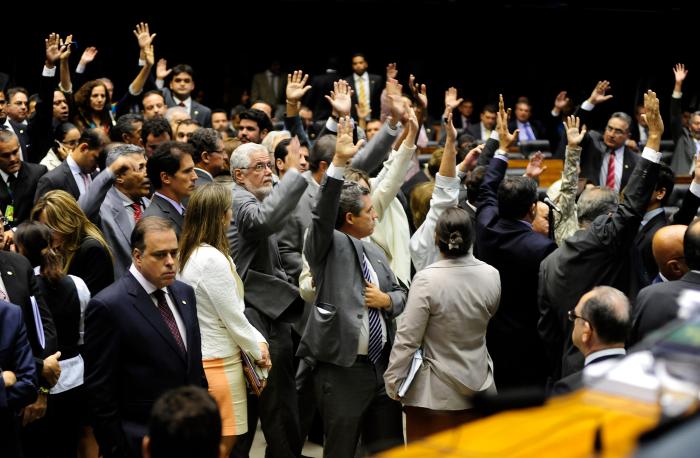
[599,145,624,192]
[67,155,91,196]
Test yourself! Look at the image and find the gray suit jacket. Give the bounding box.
[384,256,500,410]
[194,168,214,187]
[251,71,285,109]
[228,170,308,321]
[161,87,212,128]
[276,180,316,284]
[297,175,407,367]
[670,95,696,175]
[142,194,184,237]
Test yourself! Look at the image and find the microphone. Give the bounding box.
[543,196,561,213]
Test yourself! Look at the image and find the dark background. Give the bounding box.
[2,0,697,129]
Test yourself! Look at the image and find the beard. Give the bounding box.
[251,183,273,201]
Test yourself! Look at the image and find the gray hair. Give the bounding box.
[165,106,189,123]
[336,181,369,229]
[577,187,619,227]
[261,130,290,154]
[0,129,19,144]
[610,112,632,131]
[106,143,145,167]
[230,143,267,176]
[581,286,630,344]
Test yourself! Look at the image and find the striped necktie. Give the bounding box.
[361,253,383,364]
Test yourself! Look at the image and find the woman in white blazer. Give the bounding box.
[384,207,501,442]
[178,183,271,454]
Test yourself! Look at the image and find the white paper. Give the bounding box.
[50,355,84,395]
[398,348,423,398]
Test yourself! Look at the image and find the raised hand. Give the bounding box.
[333,116,365,166]
[45,33,66,65]
[459,144,484,173]
[324,80,353,117]
[386,62,398,80]
[444,87,463,113]
[386,78,406,123]
[355,102,371,121]
[563,115,587,147]
[408,74,428,109]
[444,111,457,145]
[144,45,155,67]
[156,58,172,80]
[404,105,419,147]
[642,90,664,150]
[286,70,311,103]
[674,63,688,84]
[525,151,548,178]
[133,22,156,50]
[286,136,303,171]
[497,94,519,149]
[553,91,570,114]
[79,46,98,66]
[587,80,613,106]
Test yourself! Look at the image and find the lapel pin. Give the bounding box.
[7,271,13,276]
[625,164,629,169]
[182,300,187,304]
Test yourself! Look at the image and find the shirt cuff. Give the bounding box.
[155,79,164,89]
[435,173,460,188]
[489,130,500,141]
[672,91,683,99]
[42,66,56,77]
[325,117,338,132]
[494,149,509,163]
[129,84,143,96]
[76,63,86,74]
[138,59,146,67]
[581,100,595,111]
[690,181,700,198]
[641,146,662,163]
[551,109,560,117]
[385,121,399,136]
[326,164,345,179]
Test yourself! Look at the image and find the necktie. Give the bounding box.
[80,172,91,193]
[362,253,383,364]
[606,149,616,189]
[178,101,186,108]
[6,173,16,192]
[524,122,534,141]
[357,77,368,109]
[152,289,186,355]
[130,202,142,222]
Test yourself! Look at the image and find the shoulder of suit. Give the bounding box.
[0,250,31,270]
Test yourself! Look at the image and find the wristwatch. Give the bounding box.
[38,386,50,395]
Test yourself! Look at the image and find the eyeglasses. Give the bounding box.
[568,309,591,325]
[239,161,272,172]
[605,125,627,136]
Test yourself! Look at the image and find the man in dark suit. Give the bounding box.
[0,299,38,458]
[0,131,47,226]
[143,142,197,238]
[155,63,211,127]
[508,98,547,147]
[4,88,30,162]
[344,53,382,122]
[475,97,557,390]
[630,220,700,345]
[551,286,629,395]
[188,128,227,186]
[669,63,699,175]
[250,61,286,117]
[298,118,406,457]
[83,216,206,458]
[573,81,639,192]
[466,104,498,142]
[34,128,108,202]
[539,90,665,381]
[304,57,339,123]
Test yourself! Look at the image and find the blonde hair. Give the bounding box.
[178,183,233,271]
[31,190,112,272]
[410,181,435,229]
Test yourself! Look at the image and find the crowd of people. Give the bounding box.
[3,22,700,458]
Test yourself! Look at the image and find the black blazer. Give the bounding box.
[305,70,339,122]
[34,160,90,202]
[67,237,114,297]
[550,353,625,396]
[142,194,185,238]
[8,120,30,161]
[0,162,47,226]
[475,142,557,389]
[83,272,206,458]
[630,271,700,346]
[507,118,547,142]
[26,72,60,164]
[344,72,383,119]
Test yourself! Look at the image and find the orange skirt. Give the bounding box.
[203,353,247,436]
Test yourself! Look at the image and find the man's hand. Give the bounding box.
[365,282,391,309]
[386,62,398,80]
[445,111,457,145]
[459,144,484,173]
[79,47,98,67]
[643,89,664,151]
[156,58,171,81]
[497,94,518,150]
[2,229,15,251]
[255,342,272,370]
[386,78,406,125]
[553,91,570,115]
[355,103,371,121]
[693,152,700,185]
[286,136,302,171]
[133,22,156,50]
[2,370,16,387]
[404,106,419,148]
[109,155,139,177]
[286,70,311,104]
[333,116,364,166]
[22,392,48,426]
[143,44,155,67]
[45,33,69,67]
[324,80,353,117]
[525,151,547,178]
[408,74,428,110]
[444,87,463,113]
[674,63,687,93]
[587,80,613,106]
[564,115,587,147]
[41,351,61,387]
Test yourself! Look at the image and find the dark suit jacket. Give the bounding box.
[83,273,205,458]
[0,251,57,387]
[344,72,383,119]
[551,353,624,395]
[630,271,700,346]
[0,300,37,458]
[0,162,47,225]
[475,144,557,389]
[161,88,212,128]
[670,95,696,175]
[8,120,30,162]
[27,72,60,164]
[305,70,339,122]
[508,118,547,142]
[34,160,96,202]
[67,237,114,297]
[142,194,185,238]
[538,155,660,380]
[194,168,213,187]
[465,123,486,141]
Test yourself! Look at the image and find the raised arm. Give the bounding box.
[127,22,156,97]
[670,63,688,142]
[79,156,138,222]
[283,70,312,145]
[552,115,585,244]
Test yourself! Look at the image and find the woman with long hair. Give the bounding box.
[31,190,114,295]
[178,183,270,454]
[41,122,80,170]
[72,80,113,134]
[15,221,97,458]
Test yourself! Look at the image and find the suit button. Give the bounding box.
[357,314,363,319]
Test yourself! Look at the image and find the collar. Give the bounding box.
[585,348,626,366]
[354,72,368,81]
[174,96,192,108]
[658,272,669,282]
[641,207,665,226]
[517,120,531,127]
[518,219,533,229]
[129,264,165,296]
[67,154,83,175]
[466,200,476,212]
[195,167,213,180]
[0,168,18,183]
[115,188,142,207]
[154,191,185,215]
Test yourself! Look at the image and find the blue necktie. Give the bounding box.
[524,122,535,141]
[362,253,383,364]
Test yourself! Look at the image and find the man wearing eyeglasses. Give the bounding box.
[572,80,639,193]
[0,130,47,227]
[551,286,629,395]
[188,128,227,185]
[228,141,307,457]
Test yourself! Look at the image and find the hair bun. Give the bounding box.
[448,231,463,250]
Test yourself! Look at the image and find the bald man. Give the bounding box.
[652,224,688,283]
[551,286,629,395]
[630,219,700,345]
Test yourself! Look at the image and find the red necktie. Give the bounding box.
[130,202,142,222]
[152,289,186,355]
[606,149,616,189]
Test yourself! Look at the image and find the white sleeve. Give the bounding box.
[69,275,92,345]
